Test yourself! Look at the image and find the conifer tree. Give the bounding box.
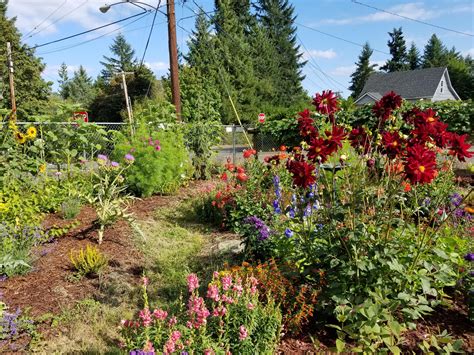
[69,66,95,106]
[381,27,408,72]
[257,0,306,106]
[407,42,421,70]
[57,62,71,99]
[0,0,51,118]
[422,34,447,68]
[100,33,136,81]
[349,43,377,98]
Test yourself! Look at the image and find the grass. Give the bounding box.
[30,195,242,353]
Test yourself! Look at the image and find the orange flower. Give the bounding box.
[279,145,287,152]
[402,181,411,192]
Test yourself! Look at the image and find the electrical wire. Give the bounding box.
[30,10,149,50]
[140,0,161,67]
[295,22,390,55]
[38,12,153,55]
[23,0,69,38]
[351,0,474,38]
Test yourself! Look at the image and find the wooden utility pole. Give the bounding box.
[6,42,17,119]
[118,71,134,136]
[166,0,181,121]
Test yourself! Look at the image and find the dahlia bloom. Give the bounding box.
[349,126,370,154]
[447,133,473,162]
[287,159,316,188]
[298,109,317,138]
[312,90,339,116]
[404,144,437,184]
[382,131,405,159]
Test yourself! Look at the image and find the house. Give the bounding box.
[355,67,460,105]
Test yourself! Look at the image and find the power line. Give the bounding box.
[295,22,390,55]
[38,12,153,55]
[351,0,474,37]
[30,10,150,50]
[26,1,89,40]
[23,0,69,38]
[140,0,161,67]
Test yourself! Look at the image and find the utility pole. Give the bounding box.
[6,42,17,119]
[118,71,134,136]
[166,0,181,121]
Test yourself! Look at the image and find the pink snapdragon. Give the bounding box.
[206,284,220,302]
[187,273,199,293]
[239,325,248,341]
[247,303,255,310]
[153,308,168,321]
[168,316,177,326]
[187,295,210,328]
[221,275,232,290]
[139,308,152,327]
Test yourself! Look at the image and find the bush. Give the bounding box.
[119,273,282,354]
[69,244,107,277]
[113,125,192,196]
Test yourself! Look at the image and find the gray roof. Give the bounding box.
[358,67,447,100]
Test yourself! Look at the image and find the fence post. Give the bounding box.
[232,124,236,164]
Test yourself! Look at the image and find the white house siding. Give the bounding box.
[355,95,376,105]
[432,72,458,101]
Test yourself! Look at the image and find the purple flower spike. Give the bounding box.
[464,253,474,262]
[111,161,120,168]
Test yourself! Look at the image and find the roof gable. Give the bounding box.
[358,67,447,100]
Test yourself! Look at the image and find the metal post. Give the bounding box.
[167,0,181,121]
[6,42,16,119]
[232,125,236,164]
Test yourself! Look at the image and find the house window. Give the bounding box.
[441,80,444,87]
[440,87,443,93]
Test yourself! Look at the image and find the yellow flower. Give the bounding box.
[39,164,46,173]
[26,126,37,139]
[8,120,18,132]
[15,131,27,144]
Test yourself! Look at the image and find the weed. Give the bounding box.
[69,244,107,278]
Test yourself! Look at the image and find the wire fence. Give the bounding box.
[2,121,280,164]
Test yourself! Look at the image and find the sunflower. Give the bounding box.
[15,131,27,144]
[39,164,46,174]
[26,126,37,139]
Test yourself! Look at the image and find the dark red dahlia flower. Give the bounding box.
[402,107,422,124]
[382,131,405,159]
[313,90,339,118]
[404,144,437,184]
[308,136,329,162]
[324,125,346,154]
[349,126,371,154]
[415,108,439,126]
[447,133,473,162]
[372,91,403,122]
[298,109,317,138]
[286,159,316,188]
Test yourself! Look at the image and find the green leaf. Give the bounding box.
[336,339,345,353]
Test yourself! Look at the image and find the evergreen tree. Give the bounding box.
[0,0,51,119]
[69,66,95,106]
[213,0,258,123]
[100,33,136,81]
[422,34,447,68]
[446,55,473,100]
[57,62,71,99]
[349,43,377,98]
[381,27,408,72]
[407,42,421,70]
[257,0,306,106]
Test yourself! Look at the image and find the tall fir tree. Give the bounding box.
[69,66,95,106]
[407,42,421,70]
[257,0,306,106]
[0,0,51,119]
[99,33,136,81]
[213,0,258,123]
[381,27,408,72]
[422,34,447,68]
[57,62,71,99]
[349,42,377,98]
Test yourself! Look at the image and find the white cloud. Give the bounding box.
[303,49,337,60]
[462,48,474,56]
[144,61,169,71]
[330,65,356,76]
[320,2,438,26]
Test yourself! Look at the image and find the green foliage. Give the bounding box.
[69,244,108,277]
[0,1,51,119]
[184,120,222,179]
[113,125,191,196]
[61,197,81,220]
[349,42,377,98]
[417,330,464,354]
[407,42,421,70]
[381,27,408,72]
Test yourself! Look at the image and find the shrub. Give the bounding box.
[69,244,107,277]
[113,125,192,196]
[119,273,282,354]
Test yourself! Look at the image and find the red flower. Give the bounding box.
[415,108,439,126]
[382,131,405,159]
[297,109,317,138]
[236,166,245,174]
[308,136,329,162]
[447,133,473,162]
[243,149,256,159]
[220,172,228,181]
[312,90,339,117]
[349,126,370,154]
[286,159,316,188]
[372,91,402,122]
[402,181,411,192]
[404,144,437,184]
[324,125,346,154]
[402,107,422,124]
[236,172,249,182]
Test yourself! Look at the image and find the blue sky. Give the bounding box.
[7,0,474,98]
